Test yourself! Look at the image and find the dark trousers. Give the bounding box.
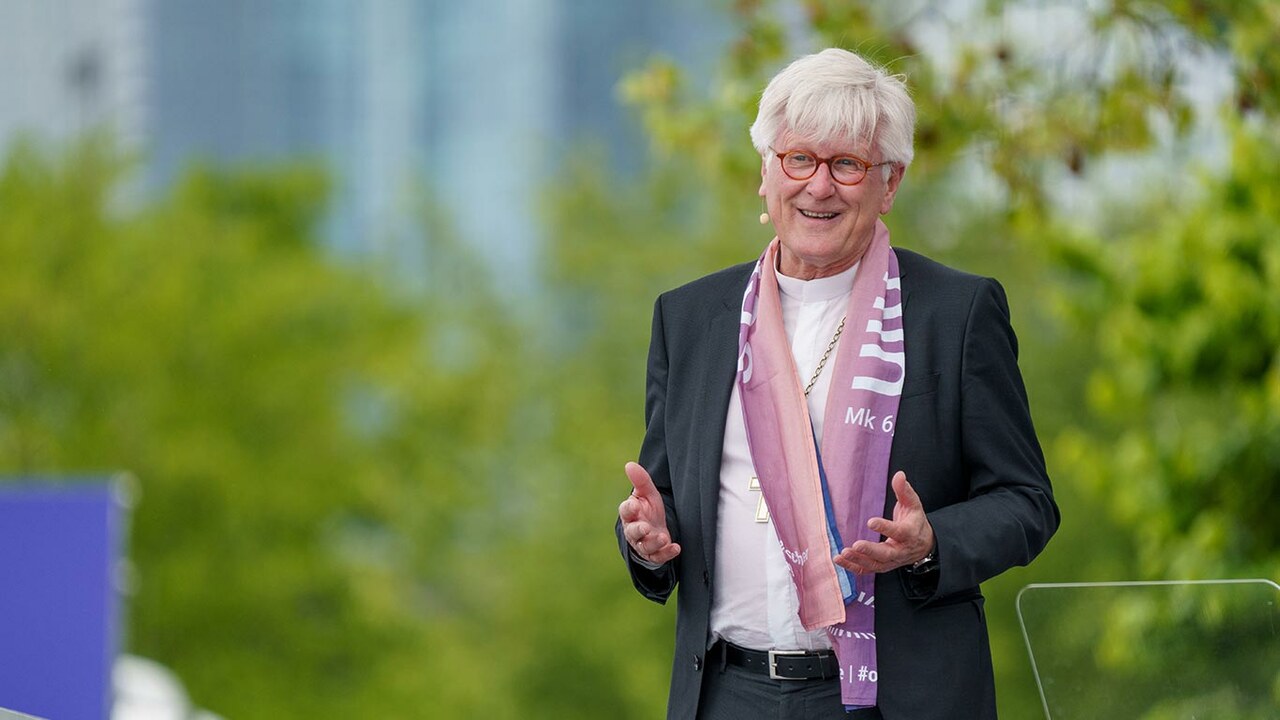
[696,648,885,720]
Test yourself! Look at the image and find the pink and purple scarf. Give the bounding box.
[735,218,904,708]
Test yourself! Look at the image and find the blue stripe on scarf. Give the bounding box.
[813,434,855,604]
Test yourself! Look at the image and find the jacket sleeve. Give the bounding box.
[615,294,681,603]
[921,277,1060,600]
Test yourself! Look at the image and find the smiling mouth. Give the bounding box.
[799,209,839,219]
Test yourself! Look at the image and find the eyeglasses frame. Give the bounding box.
[770,147,893,186]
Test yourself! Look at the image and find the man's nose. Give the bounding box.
[805,161,836,197]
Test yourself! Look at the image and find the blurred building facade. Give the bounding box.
[0,0,731,287]
[0,0,148,151]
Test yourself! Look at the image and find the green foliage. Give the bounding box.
[1051,123,1280,582]
[0,138,522,718]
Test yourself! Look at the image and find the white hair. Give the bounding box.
[749,48,916,169]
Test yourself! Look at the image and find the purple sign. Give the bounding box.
[0,478,129,720]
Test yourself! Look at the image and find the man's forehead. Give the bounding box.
[776,129,874,156]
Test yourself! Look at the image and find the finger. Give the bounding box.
[623,520,656,546]
[619,497,652,526]
[833,550,873,575]
[628,525,677,555]
[648,542,681,564]
[625,462,660,502]
[866,515,892,538]
[618,496,644,523]
[891,471,921,510]
[633,532,678,561]
[848,539,908,568]
[867,515,911,542]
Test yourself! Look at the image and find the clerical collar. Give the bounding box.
[776,262,859,303]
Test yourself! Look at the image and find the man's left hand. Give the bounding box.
[834,471,935,574]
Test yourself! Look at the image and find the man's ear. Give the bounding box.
[759,157,768,197]
[879,164,906,215]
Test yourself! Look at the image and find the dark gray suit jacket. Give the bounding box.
[617,248,1059,720]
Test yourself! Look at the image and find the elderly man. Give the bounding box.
[615,48,1058,719]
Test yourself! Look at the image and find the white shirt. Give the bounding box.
[709,262,857,651]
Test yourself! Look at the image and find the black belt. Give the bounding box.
[716,640,839,680]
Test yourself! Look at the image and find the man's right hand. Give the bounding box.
[619,462,681,565]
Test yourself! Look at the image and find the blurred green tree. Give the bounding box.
[1052,122,1280,583]
[0,138,525,718]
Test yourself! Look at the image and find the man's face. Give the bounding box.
[759,130,903,279]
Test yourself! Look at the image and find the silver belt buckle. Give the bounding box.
[768,649,807,680]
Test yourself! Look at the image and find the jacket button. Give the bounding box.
[693,654,703,672]
[702,571,710,586]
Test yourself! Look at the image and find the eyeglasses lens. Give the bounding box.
[781,152,867,185]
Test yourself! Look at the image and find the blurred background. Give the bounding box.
[0,0,1277,718]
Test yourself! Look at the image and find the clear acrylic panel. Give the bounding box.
[0,709,47,720]
[1017,579,1280,720]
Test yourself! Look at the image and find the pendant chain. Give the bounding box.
[804,315,846,397]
